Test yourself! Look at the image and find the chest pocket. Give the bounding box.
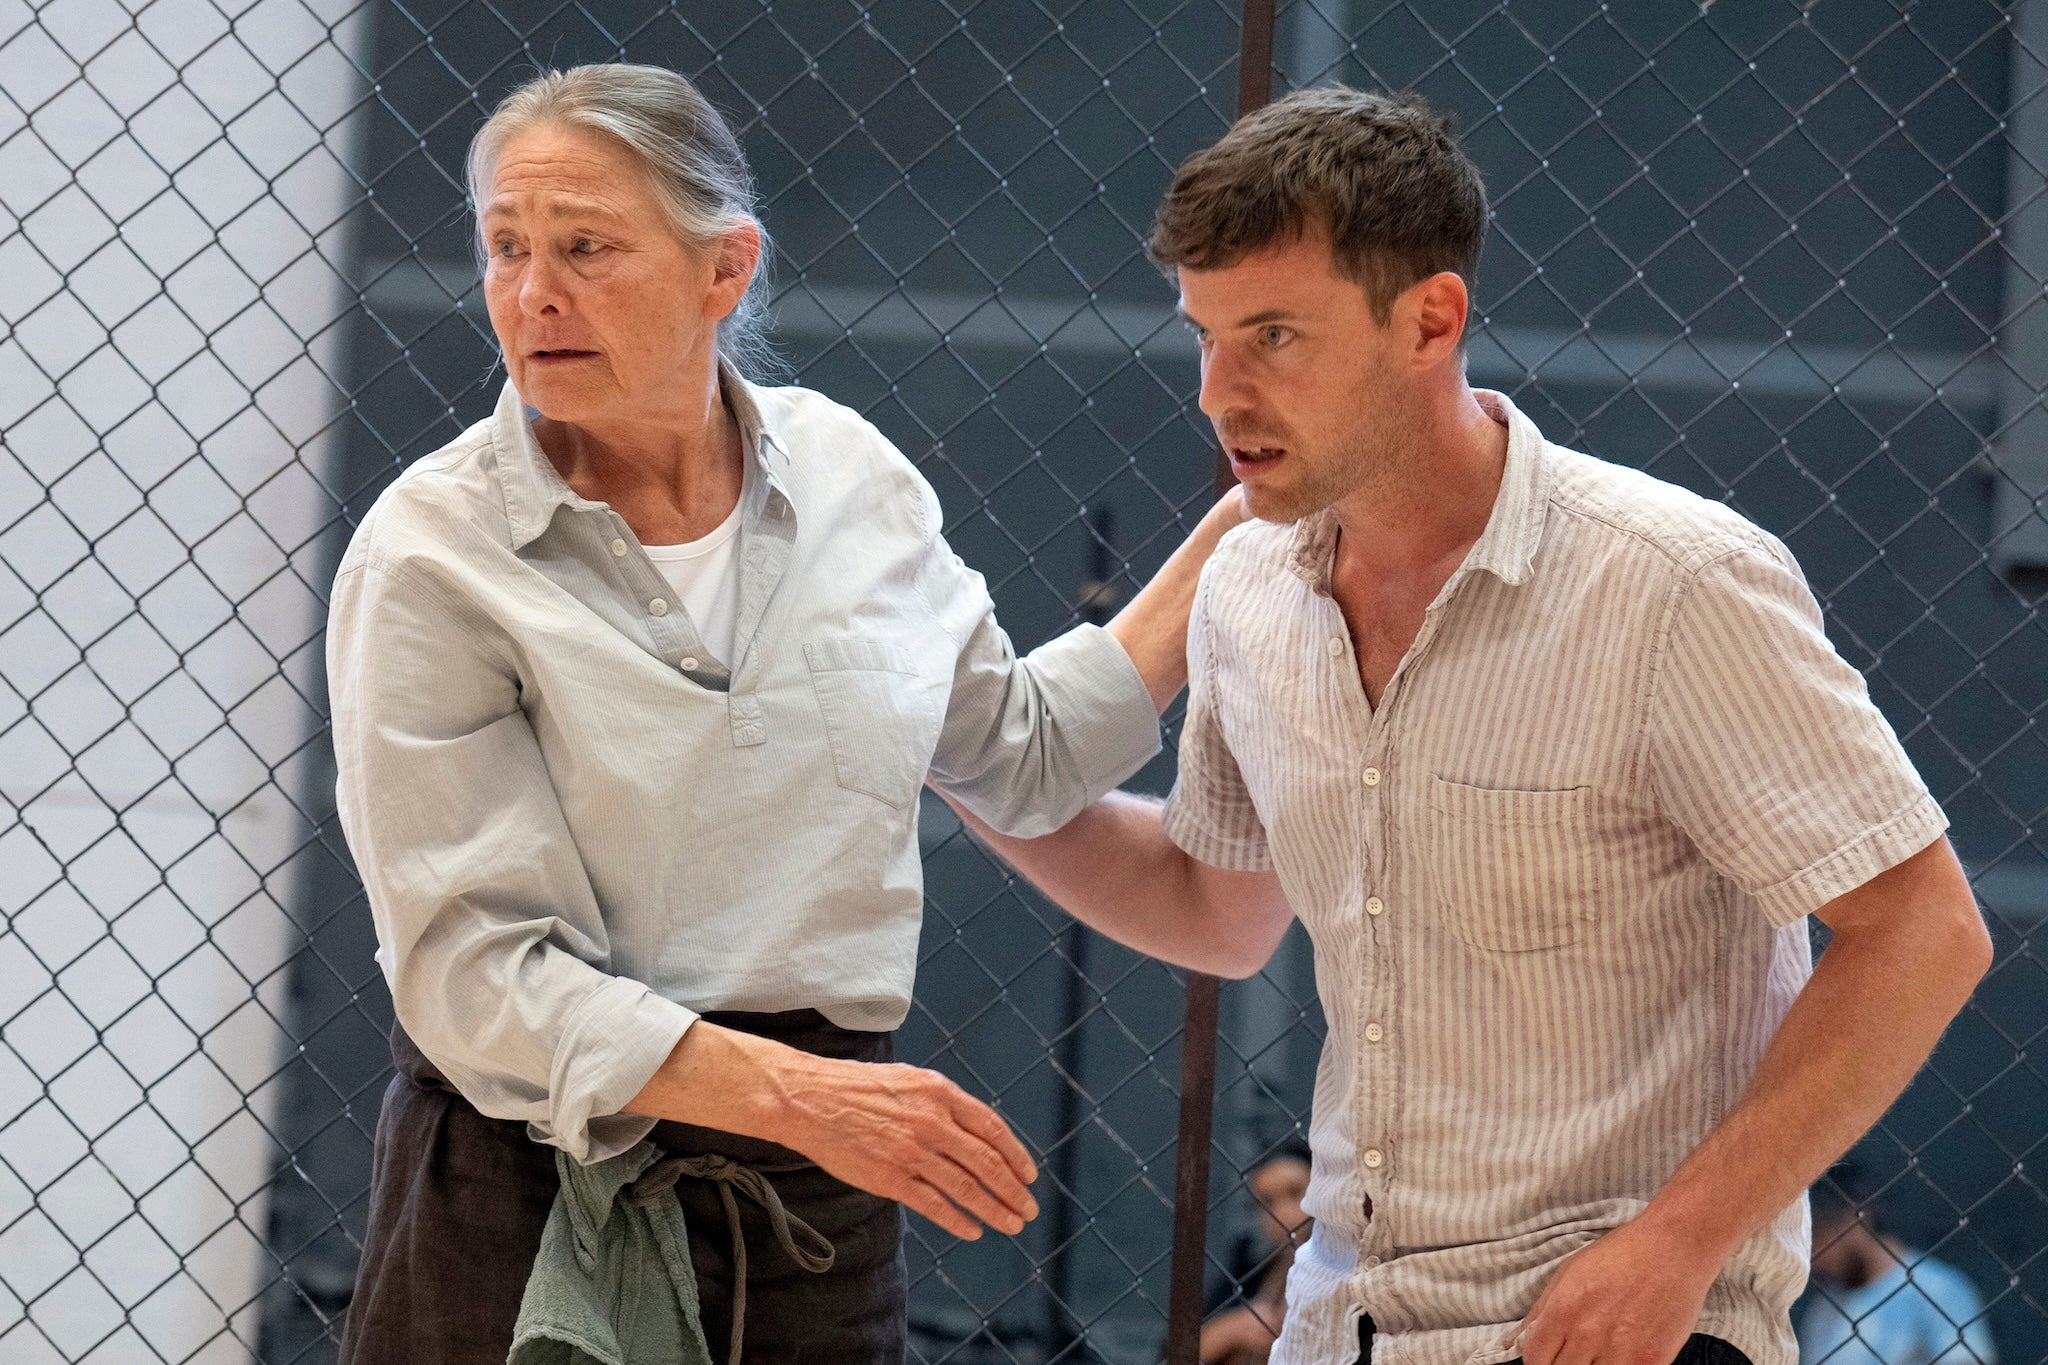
[804,639,942,810]
[1426,776,1602,952]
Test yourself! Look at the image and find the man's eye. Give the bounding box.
[571,237,598,254]
[1262,325,1290,346]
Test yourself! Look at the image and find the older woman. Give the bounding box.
[328,63,1239,1365]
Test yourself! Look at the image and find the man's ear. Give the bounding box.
[1399,271,1471,369]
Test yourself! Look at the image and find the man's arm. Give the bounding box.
[940,788,1294,979]
[1518,836,1991,1365]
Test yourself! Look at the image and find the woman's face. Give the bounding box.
[479,123,754,426]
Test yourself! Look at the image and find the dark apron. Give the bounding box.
[338,1010,905,1365]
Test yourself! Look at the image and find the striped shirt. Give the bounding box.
[1161,390,1947,1365]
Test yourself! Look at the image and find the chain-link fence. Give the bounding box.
[2,1,2045,1363]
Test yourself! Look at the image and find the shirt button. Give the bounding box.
[611,538,628,557]
[1363,1148,1385,1169]
[1362,766,1381,786]
[1366,896,1384,917]
[1364,1255,1383,1269]
[680,657,700,671]
[1327,636,1344,657]
[649,598,669,617]
[1365,1022,1384,1043]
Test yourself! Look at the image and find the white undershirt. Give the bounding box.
[642,475,745,667]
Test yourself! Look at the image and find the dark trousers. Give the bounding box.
[337,1010,906,1365]
[1354,1316,1754,1365]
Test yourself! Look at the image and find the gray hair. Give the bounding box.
[467,64,777,379]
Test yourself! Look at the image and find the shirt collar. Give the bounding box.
[1285,387,1552,592]
[495,360,792,552]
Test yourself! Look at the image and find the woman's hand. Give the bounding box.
[627,1021,1038,1240]
[771,1053,1039,1240]
[1109,485,1252,711]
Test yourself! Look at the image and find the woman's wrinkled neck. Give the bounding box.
[531,349,745,540]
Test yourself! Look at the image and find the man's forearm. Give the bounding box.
[1516,841,1989,1365]
[940,788,1287,977]
[1635,842,1990,1260]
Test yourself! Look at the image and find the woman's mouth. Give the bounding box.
[530,348,597,362]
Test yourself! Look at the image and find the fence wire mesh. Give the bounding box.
[0,1,2043,1363]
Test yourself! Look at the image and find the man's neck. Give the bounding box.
[1329,384,1508,584]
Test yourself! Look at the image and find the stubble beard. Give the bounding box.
[1243,414,1409,525]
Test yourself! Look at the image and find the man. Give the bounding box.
[949,87,1990,1365]
[1203,1146,1316,1364]
[1797,1165,1996,1365]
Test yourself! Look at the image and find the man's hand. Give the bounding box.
[1517,1214,1721,1365]
[1513,839,1987,1365]
[628,1022,1039,1241]
[1200,1301,1285,1365]
[777,1054,1040,1241]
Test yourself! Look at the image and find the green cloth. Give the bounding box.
[508,1142,714,1365]
[509,1140,837,1365]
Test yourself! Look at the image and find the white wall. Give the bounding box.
[0,2,364,1358]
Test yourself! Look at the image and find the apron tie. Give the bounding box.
[629,1152,836,1365]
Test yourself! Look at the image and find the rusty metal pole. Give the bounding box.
[1163,4,1275,1362]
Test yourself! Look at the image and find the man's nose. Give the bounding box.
[1197,344,1248,422]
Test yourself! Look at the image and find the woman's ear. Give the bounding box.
[704,219,763,322]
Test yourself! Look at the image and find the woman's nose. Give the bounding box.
[519,253,567,316]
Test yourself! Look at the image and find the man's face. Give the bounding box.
[1177,232,1404,523]
[1809,1210,1876,1284]
[1249,1156,1312,1250]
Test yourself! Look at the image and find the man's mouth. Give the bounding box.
[1228,445,1286,465]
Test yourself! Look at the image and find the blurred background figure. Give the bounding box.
[1799,1163,1997,1365]
[1199,1145,1314,1365]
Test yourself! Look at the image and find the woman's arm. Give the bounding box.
[922,487,1250,837]
[330,555,693,1163]
[332,555,1037,1235]
[625,1024,1037,1241]
[1107,486,1249,710]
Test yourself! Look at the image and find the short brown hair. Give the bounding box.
[1149,87,1487,328]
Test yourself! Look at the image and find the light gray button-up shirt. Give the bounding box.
[328,376,1160,1162]
[1163,391,1947,1365]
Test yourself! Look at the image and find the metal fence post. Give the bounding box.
[1163,6,1277,1363]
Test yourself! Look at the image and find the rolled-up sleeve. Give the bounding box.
[328,554,695,1162]
[1161,576,1272,870]
[1646,540,1948,926]
[916,480,1161,837]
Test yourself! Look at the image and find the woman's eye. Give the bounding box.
[571,237,597,255]
[494,240,520,258]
